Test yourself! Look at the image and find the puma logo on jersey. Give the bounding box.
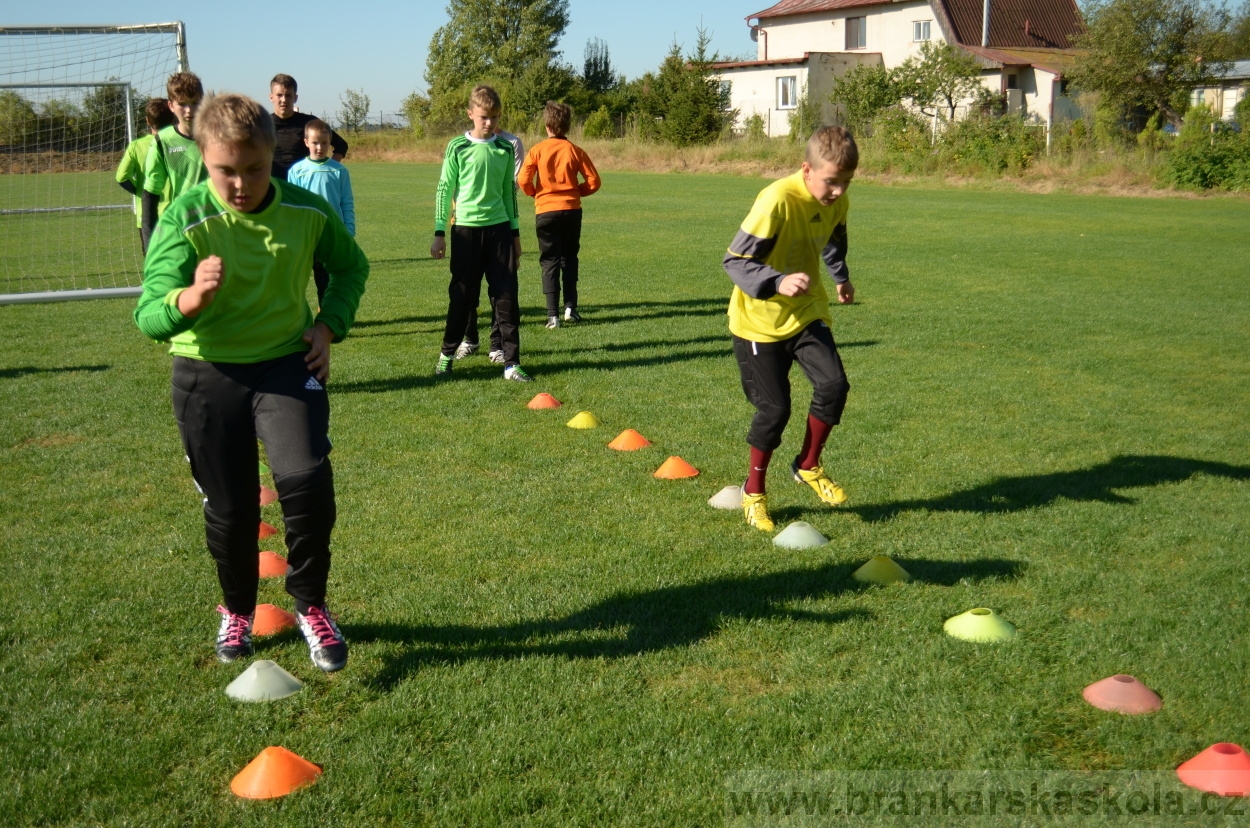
[168,146,187,153]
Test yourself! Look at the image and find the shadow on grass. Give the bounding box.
[332,338,877,394]
[854,455,1250,523]
[0,365,109,379]
[349,557,1021,690]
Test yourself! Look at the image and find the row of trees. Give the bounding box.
[0,85,142,152]
[409,0,1250,147]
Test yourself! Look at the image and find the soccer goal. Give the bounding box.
[0,23,188,304]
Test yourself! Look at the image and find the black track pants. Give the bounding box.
[442,222,520,365]
[535,208,582,315]
[732,320,850,452]
[172,351,336,615]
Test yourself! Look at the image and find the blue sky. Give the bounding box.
[5,1,759,121]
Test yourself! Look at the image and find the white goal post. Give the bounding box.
[0,23,188,304]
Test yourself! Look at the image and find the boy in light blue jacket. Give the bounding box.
[288,118,356,304]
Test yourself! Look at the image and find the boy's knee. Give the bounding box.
[274,459,336,531]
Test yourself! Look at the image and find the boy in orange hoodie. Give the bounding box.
[517,101,601,327]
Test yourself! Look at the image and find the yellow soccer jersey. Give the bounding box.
[722,171,850,342]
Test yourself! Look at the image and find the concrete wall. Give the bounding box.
[719,52,885,137]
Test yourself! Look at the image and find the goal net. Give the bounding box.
[0,23,188,304]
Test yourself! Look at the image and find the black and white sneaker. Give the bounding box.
[503,365,534,382]
[487,350,505,364]
[564,307,582,323]
[454,340,479,359]
[546,316,560,329]
[215,605,254,663]
[296,604,348,672]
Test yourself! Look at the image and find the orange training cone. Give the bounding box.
[252,604,297,636]
[654,456,699,479]
[230,746,322,799]
[527,392,562,409]
[1082,674,1161,715]
[258,550,288,578]
[258,521,279,540]
[609,429,652,451]
[259,485,278,506]
[1177,743,1250,796]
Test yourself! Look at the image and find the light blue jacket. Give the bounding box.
[287,157,356,235]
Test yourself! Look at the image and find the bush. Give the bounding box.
[743,113,767,143]
[1237,96,1250,127]
[937,113,1046,174]
[862,106,932,171]
[787,90,822,144]
[583,106,616,140]
[1166,108,1250,189]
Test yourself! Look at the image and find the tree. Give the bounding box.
[830,64,903,134]
[1070,0,1233,127]
[895,41,984,121]
[635,29,736,146]
[425,0,571,129]
[1227,2,1250,58]
[400,92,432,138]
[0,90,37,147]
[583,38,616,94]
[338,89,371,133]
[81,82,141,151]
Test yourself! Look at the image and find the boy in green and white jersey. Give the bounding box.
[141,72,208,249]
[135,93,369,672]
[115,98,176,252]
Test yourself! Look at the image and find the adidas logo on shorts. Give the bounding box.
[305,376,324,391]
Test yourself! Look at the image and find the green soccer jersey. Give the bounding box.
[135,179,370,363]
[143,125,207,215]
[433,133,519,232]
[115,134,154,228]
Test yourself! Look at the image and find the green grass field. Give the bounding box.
[1,163,1248,826]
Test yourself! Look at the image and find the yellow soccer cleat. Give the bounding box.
[791,462,848,506]
[741,491,775,532]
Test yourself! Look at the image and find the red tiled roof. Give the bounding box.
[938,0,1081,48]
[749,0,883,20]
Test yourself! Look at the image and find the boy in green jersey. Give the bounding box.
[430,84,530,381]
[141,72,208,249]
[135,93,369,672]
[722,126,858,533]
[115,98,175,252]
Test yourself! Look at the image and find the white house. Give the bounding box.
[1190,60,1250,121]
[714,0,1085,137]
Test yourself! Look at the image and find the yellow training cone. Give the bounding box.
[944,608,1017,643]
[852,556,911,585]
[566,411,602,429]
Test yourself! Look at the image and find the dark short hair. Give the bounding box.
[145,98,176,129]
[166,71,203,104]
[543,101,571,137]
[270,74,297,94]
[304,118,331,138]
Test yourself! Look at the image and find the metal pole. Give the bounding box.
[175,21,189,71]
[982,0,990,46]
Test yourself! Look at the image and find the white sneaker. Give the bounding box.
[546,316,560,329]
[454,340,478,359]
[564,307,582,323]
[503,365,534,382]
[487,349,505,364]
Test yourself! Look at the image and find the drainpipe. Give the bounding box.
[982,0,990,47]
[750,20,768,60]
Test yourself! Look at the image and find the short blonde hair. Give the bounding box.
[468,84,501,115]
[194,93,276,153]
[805,125,859,171]
[543,101,571,137]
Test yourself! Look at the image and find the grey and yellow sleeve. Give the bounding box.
[822,222,850,285]
[723,229,785,299]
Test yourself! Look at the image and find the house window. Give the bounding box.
[845,17,866,50]
[720,80,732,99]
[777,76,798,109]
[913,21,931,41]
[1192,88,1206,105]
[1006,73,1019,90]
[1059,79,1070,96]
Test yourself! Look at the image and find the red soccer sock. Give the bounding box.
[797,415,834,471]
[745,446,773,495]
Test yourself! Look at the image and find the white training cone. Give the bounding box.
[772,521,829,549]
[708,485,743,510]
[225,659,304,702]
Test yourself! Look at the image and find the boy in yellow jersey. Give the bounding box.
[722,126,857,532]
[136,93,369,671]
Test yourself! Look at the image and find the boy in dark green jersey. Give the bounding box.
[722,126,858,533]
[430,84,530,381]
[135,93,369,672]
[141,72,209,249]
